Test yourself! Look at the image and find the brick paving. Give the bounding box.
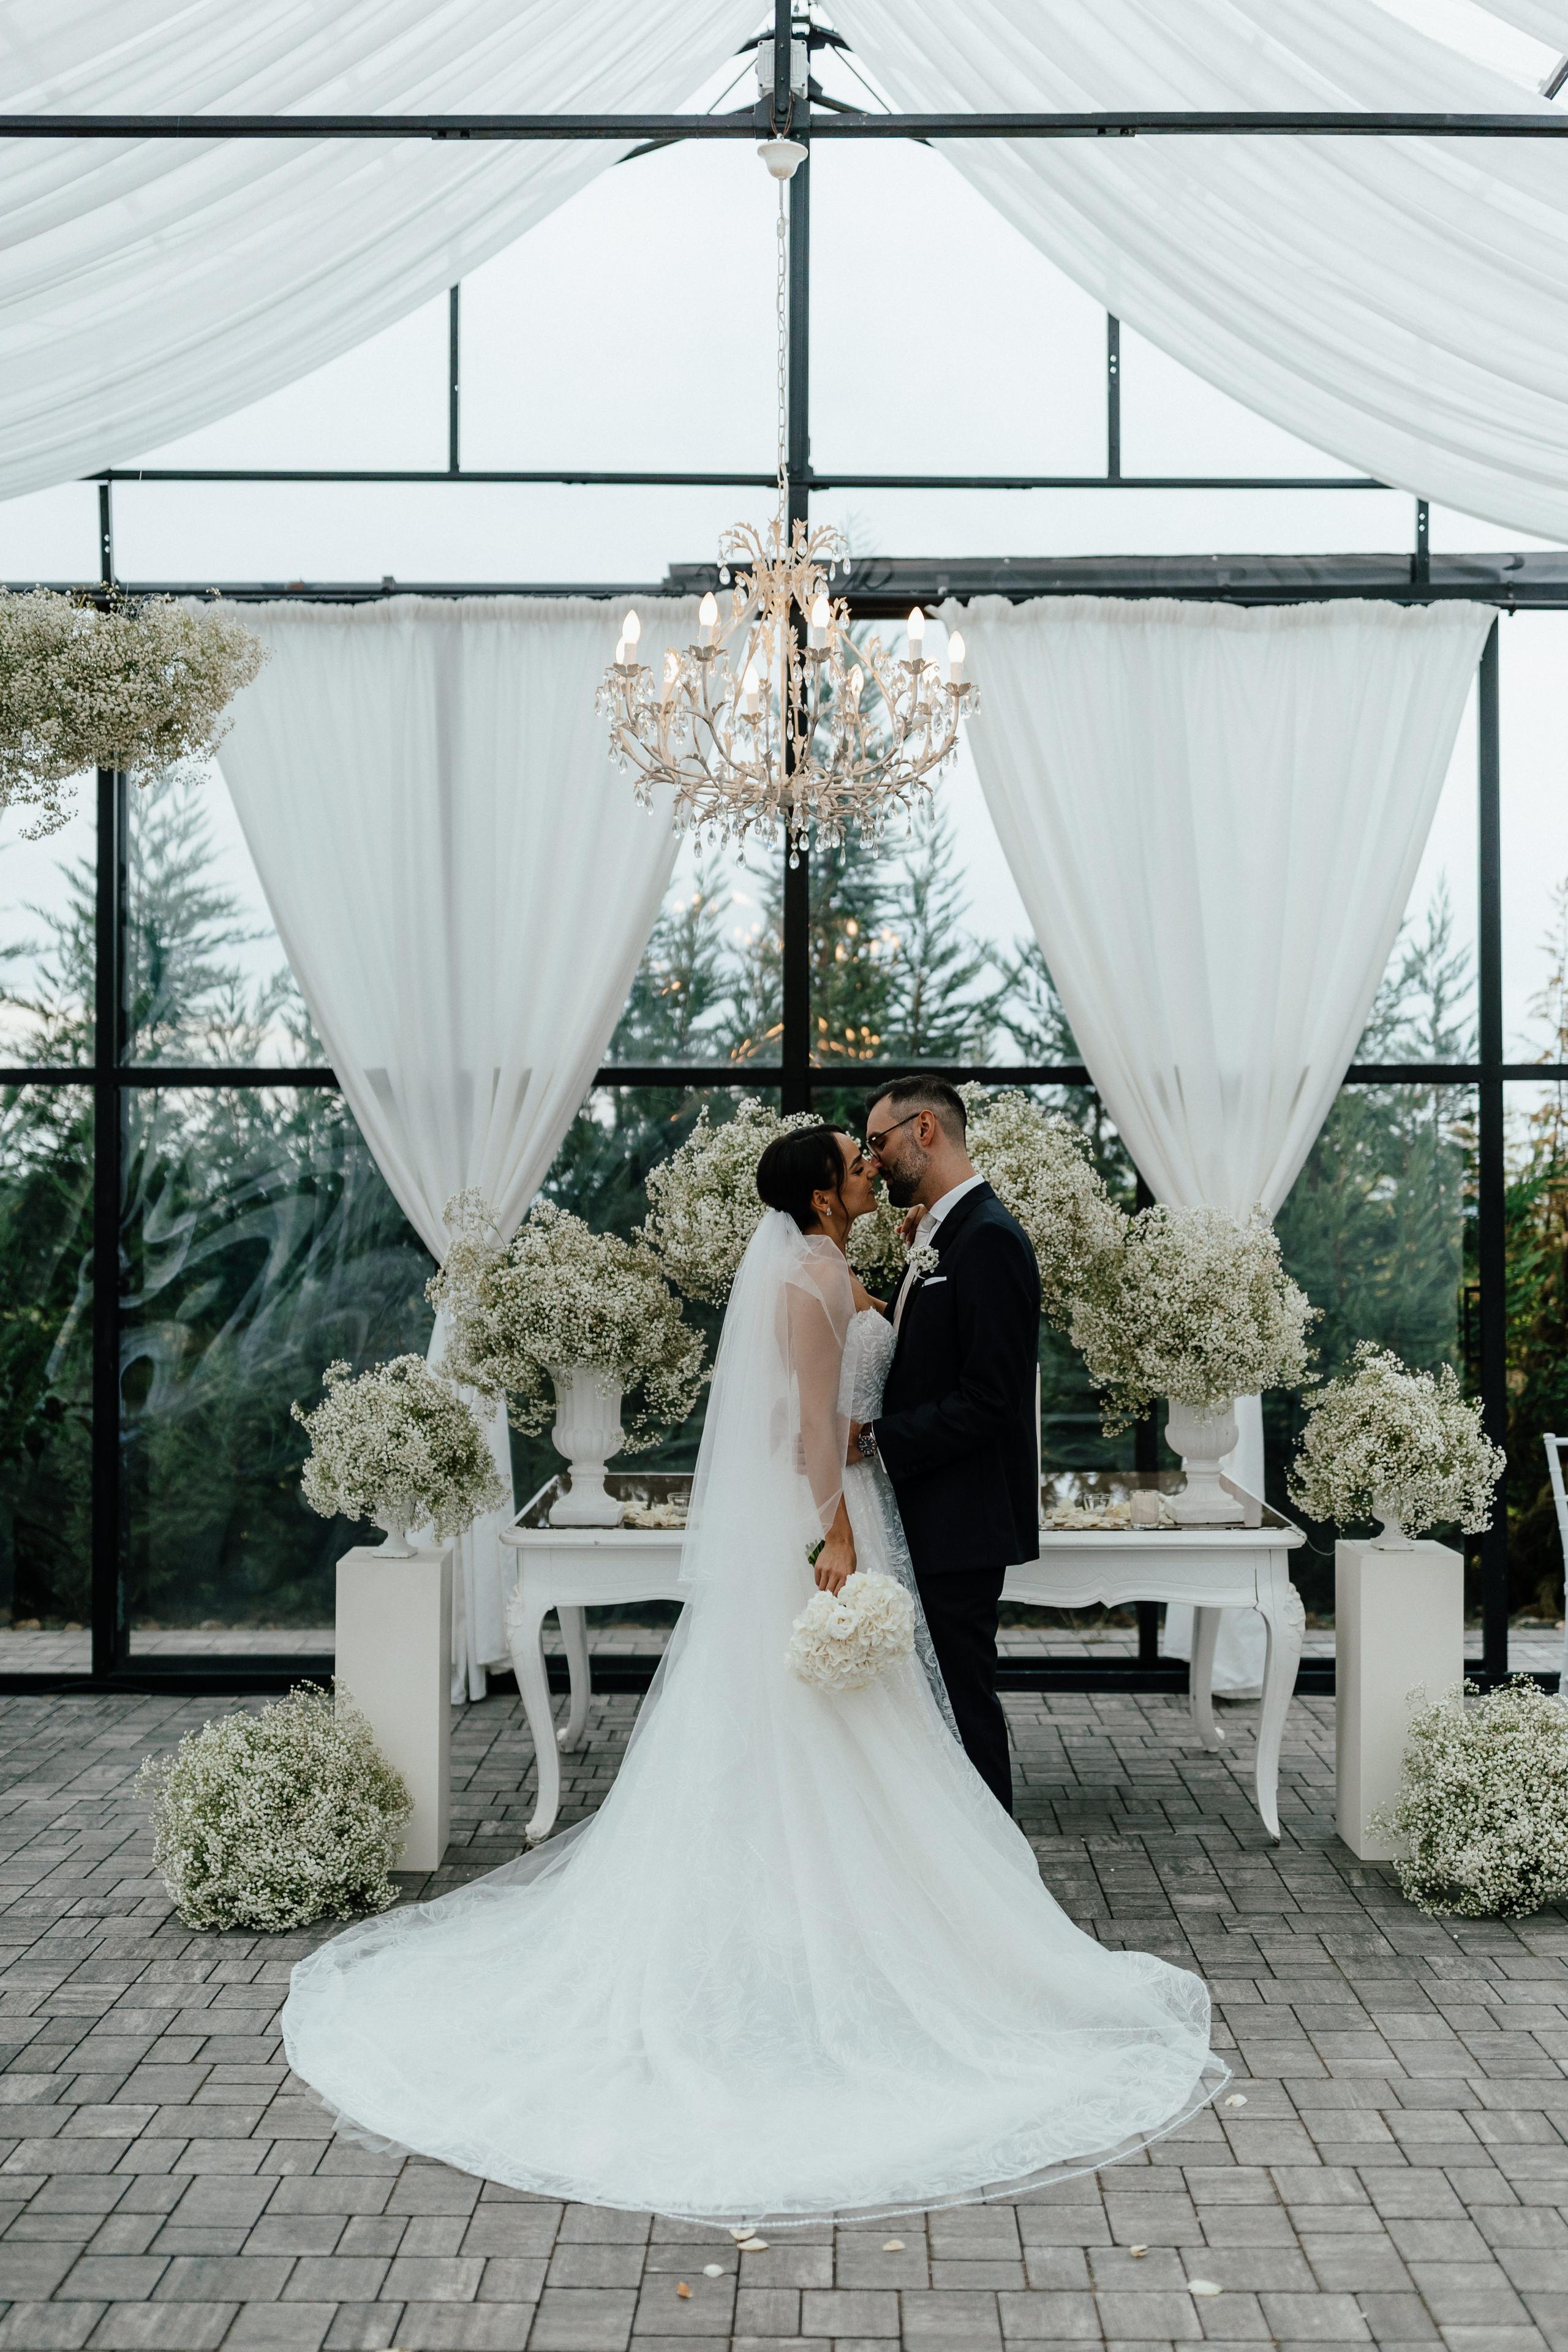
[0,1677,1561,2352]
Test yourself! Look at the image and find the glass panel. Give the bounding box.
[1269,1079,1476,1635]
[461,145,775,477]
[1356,680,1477,1062]
[603,834,783,1068]
[110,480,750,589]
[126,771,313,1065]
[122,1087,432,1651]
[1501,614,1568,1064]
[813,484,1414,560]
[0,1084,92,1669]
[129,297,449,473]
[809,141,1104,478]
[0,483,102,586]
[1120,325,1366,480]
[0,797,96,1065]
[1502,1078,1568,1665]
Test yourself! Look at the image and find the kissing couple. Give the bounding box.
[284,1077,1224,2225]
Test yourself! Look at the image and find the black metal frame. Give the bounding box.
[2,10,1559,1692]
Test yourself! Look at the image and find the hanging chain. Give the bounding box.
[775,178,789,526]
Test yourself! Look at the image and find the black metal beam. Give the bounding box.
[447,285,461,475]
[1476,620,1510,1684]
[779,56,812,1119]
[6,109,1568,140]
[91,467,1388,491]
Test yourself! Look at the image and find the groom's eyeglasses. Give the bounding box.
[864,1111,922,1161]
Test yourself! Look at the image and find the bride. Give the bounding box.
[282,1125,1225,2225]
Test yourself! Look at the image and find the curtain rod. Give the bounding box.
[2,110,1567,140]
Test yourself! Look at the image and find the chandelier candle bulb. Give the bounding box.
[809,593,829,649]
[621,608,641,653]
[699,592,719,646]
[948,629,966,682]
[907,606,926,663]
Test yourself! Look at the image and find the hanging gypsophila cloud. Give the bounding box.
[959,1086,1128,1324]
[429,1194,707,1451]
[0,589,265,836]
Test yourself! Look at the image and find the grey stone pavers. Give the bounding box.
[0,1685,1556,2347]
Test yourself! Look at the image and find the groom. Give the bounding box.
[848,1077,1041,1815]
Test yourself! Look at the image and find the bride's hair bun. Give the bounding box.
[756,1125,850,1234]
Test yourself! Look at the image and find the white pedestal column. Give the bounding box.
[336,1547,452,1872]
[1335,1537,1463,1861]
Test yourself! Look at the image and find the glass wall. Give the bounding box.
[0,1084,92,1664]
[121,1087,431,1649]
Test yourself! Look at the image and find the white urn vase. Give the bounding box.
[1370,1492,1414,1549]
[1165,1397,1245,1525]
[372,1513,415,1557]
[547,1364,625,1526]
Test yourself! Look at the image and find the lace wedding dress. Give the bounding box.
[282,1212,1225,2226]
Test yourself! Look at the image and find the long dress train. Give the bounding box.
[281,1212,1225,2225]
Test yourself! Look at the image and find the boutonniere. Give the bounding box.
[907,1243,940,1279]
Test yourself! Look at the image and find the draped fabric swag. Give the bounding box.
[2,4,1568,532]
[215,596,692,1698]
[834,0,1568,540]
[0,0,755,500]
[951,594,1493,1686]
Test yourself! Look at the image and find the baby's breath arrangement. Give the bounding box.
[292,1356,505,1544]
[1288,1343,1503,1538]
[960,1087,1128,1322]
[1069,1204,1316,1436]
[0,589,265,835]
[430,1195,706,1450]
[1374,1680,1568,1918]
[639,1099,895,1298]
[136,1684,411,1931]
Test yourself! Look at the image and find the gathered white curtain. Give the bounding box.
[216,595,691,1698]
[835,0,1568,540]
[0,0,753,499]
[952,594,1493,1685]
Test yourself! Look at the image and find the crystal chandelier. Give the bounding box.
[596,148,976,864]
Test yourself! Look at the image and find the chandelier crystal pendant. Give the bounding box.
[596,148,976,864]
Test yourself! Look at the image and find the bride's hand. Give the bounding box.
[815,1532,854,1594]
[897,1204,924,1246]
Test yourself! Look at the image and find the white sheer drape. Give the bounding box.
[835,0,1568,539]
[952,595,1492,1686]
[216,596,690,1697]
[0,0,753,499]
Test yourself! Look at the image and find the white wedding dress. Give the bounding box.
[282,1212,1224,2225]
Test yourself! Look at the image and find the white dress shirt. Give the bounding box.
[891,1173,986,1336]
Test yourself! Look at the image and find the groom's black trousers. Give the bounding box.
[916,1567,1012,1815]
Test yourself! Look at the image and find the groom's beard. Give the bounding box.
[881,1159,923,1210]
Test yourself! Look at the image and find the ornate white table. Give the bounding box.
[502,1470,1305,1844]
[1016,1471,1306,1842]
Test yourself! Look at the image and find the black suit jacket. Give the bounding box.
[872,1181,1041,1577]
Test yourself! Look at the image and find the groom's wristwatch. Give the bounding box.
[856,1422,880,1463]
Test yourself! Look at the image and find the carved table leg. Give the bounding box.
[1254,1580,1305,1844]
[558,1605,592,1751]
[507,1592,562,1844]
[1189,1607,1226,1752]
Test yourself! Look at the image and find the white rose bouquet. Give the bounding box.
[786,1570,916,1692]
[0,589,265,836]
[1374,1679,1568,1918]
[1287,1343,1504,1538]
[430,1195,706,1450]
[292,1355,505,1545]
[1069,1203,1316,1436]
